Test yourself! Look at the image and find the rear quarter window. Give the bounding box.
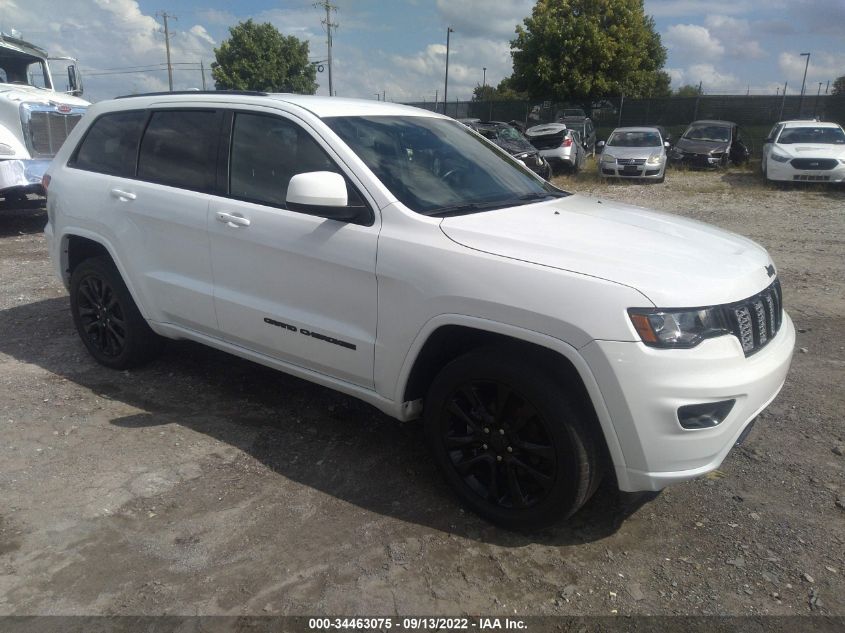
[137,110,220,192]
[70,110,147,177]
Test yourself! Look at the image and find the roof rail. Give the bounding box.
[115,90,269,99]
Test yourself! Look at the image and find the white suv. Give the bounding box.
[44,93,795,529]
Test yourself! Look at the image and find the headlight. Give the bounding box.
[646,153,662,165]
[769,151,790,163]
[628,307,729,348]
[601,153,616,164]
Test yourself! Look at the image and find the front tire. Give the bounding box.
[70,256,164,369]
[424,348,602,530]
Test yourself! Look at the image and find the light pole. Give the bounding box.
[799,52,811,115]
[814,81,823,117]
[482,67,487,89]
[443,27,454,115]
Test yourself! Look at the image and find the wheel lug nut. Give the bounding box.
[482,444,488,450]
[483,427,490,434]
[496,455,502,462]
[499,429,505,435]
[507,446,513,453]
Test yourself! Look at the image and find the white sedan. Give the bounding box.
[761,120,845,183]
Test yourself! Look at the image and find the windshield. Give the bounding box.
[608,131,662,147]
[0,53,51,89]
[683,124,730,143]
[324,115,566,216]
[778,126,845,145]
[496,125,524,142]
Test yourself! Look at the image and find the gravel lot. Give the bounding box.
[1,167,843,617]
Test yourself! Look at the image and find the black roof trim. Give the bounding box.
[115,90,269,99]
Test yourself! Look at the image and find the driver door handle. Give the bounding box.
[216,211,251,228]
[110,188,136,201]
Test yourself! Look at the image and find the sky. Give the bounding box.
[2,0,843,103]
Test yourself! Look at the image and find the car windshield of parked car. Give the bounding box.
[683,125,730,143]
[607,131,662,147]
[778,127,845,144]
[496,125,524,142]
[324,115,566,216]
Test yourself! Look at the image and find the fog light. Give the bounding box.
[677,399,735,429]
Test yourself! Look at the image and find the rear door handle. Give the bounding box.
[110,188,136,201]
[216,211,251,228]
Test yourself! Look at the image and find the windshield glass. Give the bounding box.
[0,53,50,88]
[324,115,566,216]
[608,131,662,147]
[778,126,845,144]
[496,125,524,142]
[683,124,730,143]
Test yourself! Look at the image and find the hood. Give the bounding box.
[602,146,663,159]
[526,123,566,137]
[0,84,90,107]
[774,143,845,158]
[674,137,728,154]
[439,195,775,307]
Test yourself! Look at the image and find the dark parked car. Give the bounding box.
[463,120,552,179]
[668,120,749,167]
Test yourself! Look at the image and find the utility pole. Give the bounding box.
[482,67,486,88]
[315,1,338,97]
[200,59,207,90]
[814,81,823,118]
[778,81,788,120]
[443,27,454,116]
[156,11,177,92]
[799,52,810,115]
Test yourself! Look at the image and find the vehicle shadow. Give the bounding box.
[720,169,845,199]
[0,203,47,238]
[0,296,656,546]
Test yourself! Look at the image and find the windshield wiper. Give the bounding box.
[516,191,567,201]
[423,201,506,217]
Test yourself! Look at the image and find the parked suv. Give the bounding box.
[45,93,795,529]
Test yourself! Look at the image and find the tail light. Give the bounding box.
[41,174,51,191]
[561,137,572,148]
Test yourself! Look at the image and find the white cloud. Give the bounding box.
[778,51,845,88]
[664,24,724,59]
[671,63,741,92]
[645,0,766,17]
[435,0,533,38]
[703,15,765,60]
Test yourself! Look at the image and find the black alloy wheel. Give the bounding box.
[424,348,601,529]
[441,380,557,510]
[76,274,127,358]
[70,256,164,369]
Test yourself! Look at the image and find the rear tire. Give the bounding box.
[424,348,602,530]
[70,256,164,369]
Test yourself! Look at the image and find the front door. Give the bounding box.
[208,111,380,388]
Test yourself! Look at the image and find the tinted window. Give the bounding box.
[72,111,146,177]
[138,110,219,192]
[229,113,337,207]
[778,126,845,144]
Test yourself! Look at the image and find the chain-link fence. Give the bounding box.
[404,94,845,157]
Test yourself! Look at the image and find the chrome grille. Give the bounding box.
[616,158,646,165]
[27,111,83,158]
[726,279,783,357]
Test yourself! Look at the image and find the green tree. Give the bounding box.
[472,79,529,102]
[832,75,845,96]
[674,84,702,97]
[508,0,667,103]
[212,19,317,93]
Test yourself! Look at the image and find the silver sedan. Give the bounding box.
[597,127,669,182]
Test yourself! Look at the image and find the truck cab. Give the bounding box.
[0,32,88,203]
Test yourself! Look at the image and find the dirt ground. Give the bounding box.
[0,166,843,618]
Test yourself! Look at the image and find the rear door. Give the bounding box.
[122,108,223,334]
[207,109,380,388]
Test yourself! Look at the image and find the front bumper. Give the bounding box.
[766,158,845,183]
[600,161,665,179]
[0,159,50,194]
[581,311,795,491]
[668,151,723,168]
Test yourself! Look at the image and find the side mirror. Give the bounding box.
[764,136,774,144]
[286,171,367,224]
[596,140,605,153]
[67,64,83,97]
[664,141,670,148]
